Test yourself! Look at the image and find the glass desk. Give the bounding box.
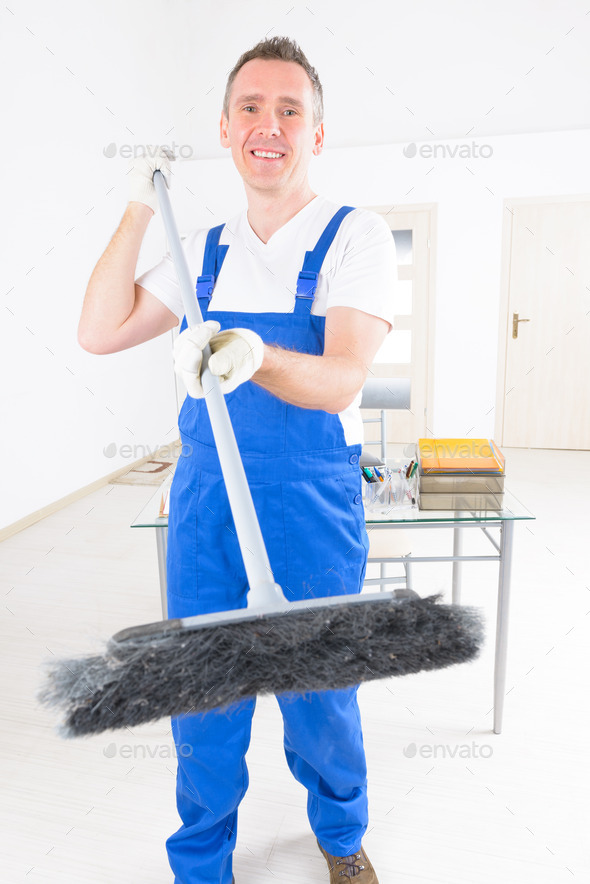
[132,477,535,734]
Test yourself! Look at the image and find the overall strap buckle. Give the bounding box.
[296,268,319,299]
[196,273,215,300]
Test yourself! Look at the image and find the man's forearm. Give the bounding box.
[253,345,366,414]
[78,202,153,351]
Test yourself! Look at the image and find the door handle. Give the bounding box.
[512,312,531,339]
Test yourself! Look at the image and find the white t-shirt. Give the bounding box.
[136,195,397,445]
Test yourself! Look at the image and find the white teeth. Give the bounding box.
[253,150,283,158]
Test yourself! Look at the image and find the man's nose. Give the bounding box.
[257,111,281,137]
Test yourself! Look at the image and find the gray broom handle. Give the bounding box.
[152,170,287,610]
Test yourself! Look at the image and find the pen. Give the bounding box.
[405,460,415,479]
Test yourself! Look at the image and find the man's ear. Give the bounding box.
[220,112,230,149]
[313,122,324,156]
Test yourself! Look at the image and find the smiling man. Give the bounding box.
[79,36,397,884]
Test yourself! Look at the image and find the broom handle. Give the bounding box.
[153,170,287,611]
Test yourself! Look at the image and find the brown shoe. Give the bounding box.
[317,840,379,882]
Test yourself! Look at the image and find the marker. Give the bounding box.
[405,460,415,479]
[362,467,379,483]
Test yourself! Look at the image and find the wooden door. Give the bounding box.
[498,198,590,449]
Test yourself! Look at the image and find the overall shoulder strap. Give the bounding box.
[180,224,228,332]
[295,206,355,313]
[196,224,229,307]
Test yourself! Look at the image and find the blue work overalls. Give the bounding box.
[166,207,371,884]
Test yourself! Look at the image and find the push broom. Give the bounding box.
[39,171,484,737]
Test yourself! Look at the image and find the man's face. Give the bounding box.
[220,58,324,197]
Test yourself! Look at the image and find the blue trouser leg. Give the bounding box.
[277,686,368,857]
[166,699,256,884]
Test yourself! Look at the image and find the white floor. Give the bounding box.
[2,448,589,883]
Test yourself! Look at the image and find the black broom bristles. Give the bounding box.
[39,594,483,737]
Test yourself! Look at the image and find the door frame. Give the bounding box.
[370,202,437,439]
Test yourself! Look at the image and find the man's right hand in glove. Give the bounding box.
[174,321,265,399]
[127,146,174,215]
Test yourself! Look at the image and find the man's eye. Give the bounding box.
[283,109,296,116]
[243,106,256,112]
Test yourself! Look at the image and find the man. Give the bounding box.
[79,36,397,884]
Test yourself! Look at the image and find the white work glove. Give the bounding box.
[174,320,265,398]
[127,146,174,214]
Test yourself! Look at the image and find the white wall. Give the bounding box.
[2,0,191,530]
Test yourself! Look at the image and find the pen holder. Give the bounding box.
[362,465,418,513]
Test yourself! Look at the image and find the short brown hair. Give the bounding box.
[223,36,324,125]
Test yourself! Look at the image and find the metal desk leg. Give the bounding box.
[155,525,168,619]
[404,553,413,591]
[452,526,463,604]
[494,520,514,734]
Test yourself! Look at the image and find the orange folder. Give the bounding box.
[418,438,505,473]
